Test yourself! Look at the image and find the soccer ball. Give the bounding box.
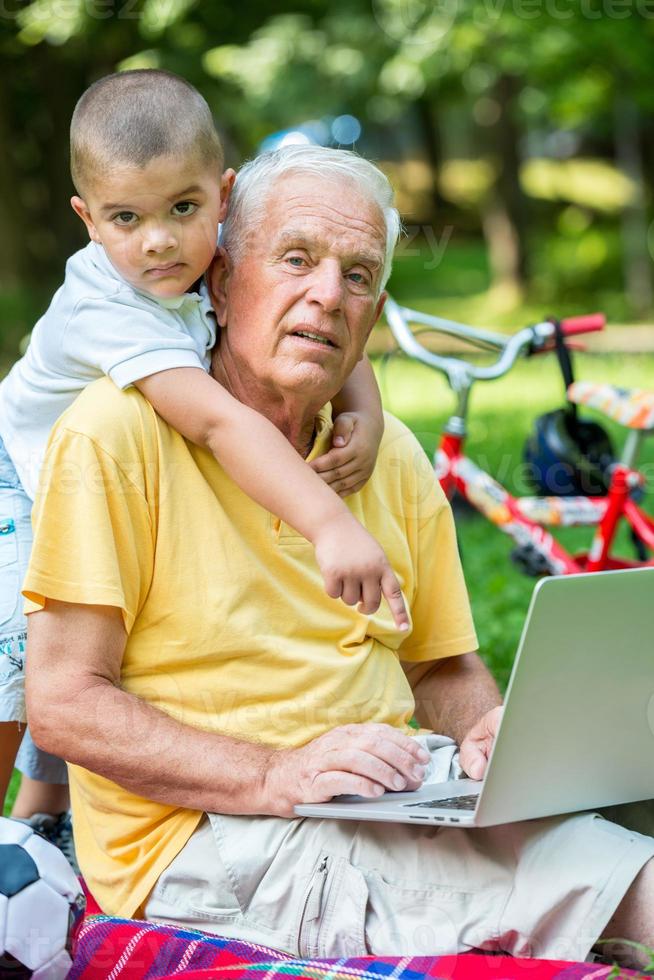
[0,815,85,978]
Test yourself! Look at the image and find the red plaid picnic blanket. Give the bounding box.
[69,912,643,980]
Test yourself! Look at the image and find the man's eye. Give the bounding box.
[347,271,368,285]
[287,255,306,267]
[172,201,197,217]
[113,212,138,226]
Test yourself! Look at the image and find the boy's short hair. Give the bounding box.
[70,69,224,196]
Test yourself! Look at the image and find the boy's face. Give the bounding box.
[71,155,234,299]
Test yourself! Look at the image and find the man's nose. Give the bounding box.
[142,222,178,255]
[307,260,344,312]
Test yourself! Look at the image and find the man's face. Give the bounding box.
[215,173,388,398]
[71,155,233,299]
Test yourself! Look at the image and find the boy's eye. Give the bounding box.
[113,211,138,226]
[172,201,198,217]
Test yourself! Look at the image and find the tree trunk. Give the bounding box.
[479,74,528,307]
[416,96,444,217]
[0,74,34,289]
[480,195,525,305]
[614,95,652,317]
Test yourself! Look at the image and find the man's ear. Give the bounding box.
[71,197,101,243]
[218,169,236,223]
[207,246,231,325]
[373,289,388,328]
[357,289,388,362]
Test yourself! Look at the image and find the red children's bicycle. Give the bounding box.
[384,296,654,576]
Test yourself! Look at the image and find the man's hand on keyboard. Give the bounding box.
[263,723,431,817]
[459,706,504,780]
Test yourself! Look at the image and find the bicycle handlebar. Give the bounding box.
[383,297,605,391]
[560,313,606,336]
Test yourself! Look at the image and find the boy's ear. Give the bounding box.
[71,196,101,243]
[207,246,231,325]
[218,169,236,223]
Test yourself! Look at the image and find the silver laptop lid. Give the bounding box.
[474,567,654,827]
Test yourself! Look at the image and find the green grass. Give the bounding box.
[373,352,654,690]
[4,772,20,816]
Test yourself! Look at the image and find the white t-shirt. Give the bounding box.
[0,241,216,499]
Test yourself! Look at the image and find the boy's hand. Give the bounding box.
[309,411,382,497]
[313,513,409,631]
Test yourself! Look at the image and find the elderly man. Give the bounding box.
[25,147,654,968]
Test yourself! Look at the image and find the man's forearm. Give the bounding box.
[405,652,502,746]
[31,676,277,815]
[26,602,277,815]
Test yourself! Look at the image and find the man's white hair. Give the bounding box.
[220,145,400,291]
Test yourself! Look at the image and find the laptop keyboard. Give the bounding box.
[404,794,479,811]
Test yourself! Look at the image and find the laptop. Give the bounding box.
[295,567,654,828]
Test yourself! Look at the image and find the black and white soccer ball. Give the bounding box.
[0,816,85,979]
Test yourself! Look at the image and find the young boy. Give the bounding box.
[0,70,407,827]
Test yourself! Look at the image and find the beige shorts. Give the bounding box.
[144,806,654,962]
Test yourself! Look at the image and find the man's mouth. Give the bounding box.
[291,329,337,348]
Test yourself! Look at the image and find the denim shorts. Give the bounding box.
[0,433,67,783]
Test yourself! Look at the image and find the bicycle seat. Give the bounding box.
[567,382,654,431]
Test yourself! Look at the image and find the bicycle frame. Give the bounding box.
[384,296,654,576]
[437,430,654,574]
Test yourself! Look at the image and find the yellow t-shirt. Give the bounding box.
[23,378,477,918]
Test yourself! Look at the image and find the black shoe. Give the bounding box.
[16,810,80,874]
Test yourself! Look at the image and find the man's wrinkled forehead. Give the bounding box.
[261,175,386,263]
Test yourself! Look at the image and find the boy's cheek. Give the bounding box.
[104,236,133,266]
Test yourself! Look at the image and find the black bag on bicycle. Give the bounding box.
[523,322,615,497]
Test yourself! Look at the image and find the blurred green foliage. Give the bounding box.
[1,0,654,357]
[387,236,637,326]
